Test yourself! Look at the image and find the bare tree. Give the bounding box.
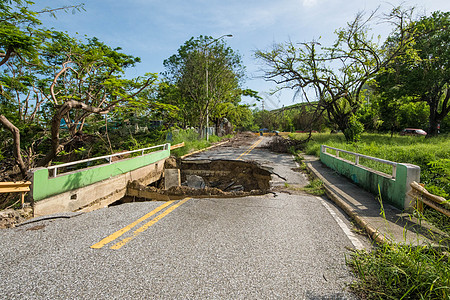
[255,6,416,141]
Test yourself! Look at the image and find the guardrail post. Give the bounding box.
[53,168,57,178]
[398,163,421,211]
[355,155,359,165]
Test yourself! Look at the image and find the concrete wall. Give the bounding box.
[320,146,420,211]
[30,149,170,216]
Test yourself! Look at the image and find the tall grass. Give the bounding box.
[348,243,450,299]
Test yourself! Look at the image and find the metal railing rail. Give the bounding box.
[47,143,170,177]
[322,145,398,178]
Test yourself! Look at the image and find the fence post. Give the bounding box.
[392,164,397,179]
[397,163,421,212]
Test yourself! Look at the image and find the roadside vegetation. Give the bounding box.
[291,132,450,299]
[168,129,231,157]
[348,242,449,299]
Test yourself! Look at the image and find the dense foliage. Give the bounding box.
[376,11,450,137]
[160,35,255,134]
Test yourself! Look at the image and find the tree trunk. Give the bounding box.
[37,100,110,167]
[427,100,440,137]
[0,114,27,177]
[427,115,440,137]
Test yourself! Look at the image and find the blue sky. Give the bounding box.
[38,0,450,110]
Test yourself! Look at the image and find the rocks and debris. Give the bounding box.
[185,175,206,189]
[265,136,301,153]
[121,159,276,203]
[181,159,272,192]
[124,180,264,203]
[0,206,33,229]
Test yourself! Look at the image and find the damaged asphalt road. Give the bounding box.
[0,136,364,299]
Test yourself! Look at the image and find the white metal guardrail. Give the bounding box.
[47,143,170,177]
[322,145,398,178]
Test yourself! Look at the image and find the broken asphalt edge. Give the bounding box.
[302,155,387,245]
[16,212,84,227]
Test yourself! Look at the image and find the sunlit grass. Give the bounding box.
[348,243,450,300]
[169,129,231,157]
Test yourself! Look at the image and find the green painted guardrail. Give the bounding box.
[320,145,420,211]
[30,144,170,202]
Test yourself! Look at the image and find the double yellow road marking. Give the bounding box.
[91,198,190,250]
[92,136,263,250]
[236,137,264,160]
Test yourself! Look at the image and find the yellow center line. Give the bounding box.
[236,137,264,160]
[90,200,175,249]
[110,197,191,250]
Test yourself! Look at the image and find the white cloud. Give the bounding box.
[302,0,318,7]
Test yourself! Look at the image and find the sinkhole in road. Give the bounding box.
[180,159,272,192]
[110,159,274,206]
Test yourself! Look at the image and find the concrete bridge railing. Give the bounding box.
[320,145,420,211]
[29,143,171,216]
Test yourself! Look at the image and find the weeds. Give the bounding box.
[348,243,449,299]
[348,189,450,299]
[302,179,325,196]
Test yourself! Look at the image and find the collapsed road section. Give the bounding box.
[114,158,277,205]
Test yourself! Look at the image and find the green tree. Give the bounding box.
[0,1,156,175]
[0,0,84,176]
[376,11,450,137]
[36,32,157,166]
[162,35,245,136]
